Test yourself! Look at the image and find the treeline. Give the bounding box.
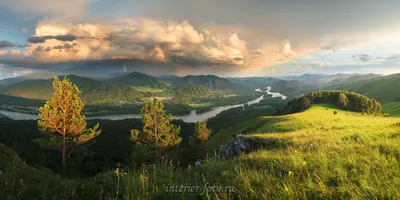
[278,90,382,115]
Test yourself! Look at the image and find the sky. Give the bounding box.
[1,0,400,79]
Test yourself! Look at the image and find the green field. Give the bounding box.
[131,86,164,93]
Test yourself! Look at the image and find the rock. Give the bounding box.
[219,134,270,157]
[195,161,201,168]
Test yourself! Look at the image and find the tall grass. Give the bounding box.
[2,104,400,199]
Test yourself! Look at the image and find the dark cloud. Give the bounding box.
[0,40,19,48]
[27,34,78,43]
[384,54,400,60]
[52,45,63,50]
[321,45,338,52]
[52,43,78,51]
[34,45,44,51]
[352,54,400,63]
[351,54,372,62]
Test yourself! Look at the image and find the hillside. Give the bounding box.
[3,104,399,199]
[228,77,282,88]
[204,104,400,199]
[229,76,309,97]
[176,85,213,97]
[0,75,145,104]
[382,102,400,116]
[108,71,168,89]
[328,73,400,103]
[329,74,382,86]
[0,143,69,199]
[172,75,248,92]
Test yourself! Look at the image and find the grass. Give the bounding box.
[131,87,164,93]
[383,102,400,116]
[206,104,400,199]
[2,104,400,199]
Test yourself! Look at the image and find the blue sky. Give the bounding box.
[1,0,400,79]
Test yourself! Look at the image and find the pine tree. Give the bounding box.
[191,120,211,155]
[131,98,182,160]
[36,76,101,174]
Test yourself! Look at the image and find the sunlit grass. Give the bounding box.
[131,87,164,93]
[3,104,400,199]
[383,102,400,116]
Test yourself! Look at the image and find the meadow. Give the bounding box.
[2,104,400,199]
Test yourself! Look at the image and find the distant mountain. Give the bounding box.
[108,71,168,89]
[328,74,382,86]
[280,73,330,81]
[327,73,400,103]
[0,76,28,87]
[228,77,282,88]
[172,75,248,92]
[176,85,213,97]
[0,75,145,104]
[158,75,180,79]
[228,77,303,96]
[0,94,45,106]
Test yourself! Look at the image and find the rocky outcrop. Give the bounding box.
[219,134,270,157]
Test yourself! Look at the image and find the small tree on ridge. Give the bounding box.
[36,76,101,174]
[130,98,182,160]
[191,120,211,155]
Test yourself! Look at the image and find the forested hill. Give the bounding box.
[108,71,168,89]
[278,90,382,115]
[0,75,145,104]
[176,85,213,97]
[172,75,249,92]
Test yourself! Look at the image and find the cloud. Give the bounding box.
[351,54,400,63]
[0,63,32,79]
[14,18,249,66]
[292,61,333,70]
[321,45,340,52]
[0,0,87,15]
[27,34,78,43]
[351,54,372,62]
[277,40,296,61]
[0,40,18,48]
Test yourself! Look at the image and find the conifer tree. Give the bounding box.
[131,98,182,159]
[191,120,211,154]
[36,76,101,174]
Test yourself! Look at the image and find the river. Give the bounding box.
[0,86,287,123]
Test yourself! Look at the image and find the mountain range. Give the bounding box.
[2,72,400,107]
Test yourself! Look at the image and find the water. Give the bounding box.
[263,86,287,100]
[0,87,287,122]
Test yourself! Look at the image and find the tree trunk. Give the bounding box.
[62,136,66,175]
[155,147,158,163]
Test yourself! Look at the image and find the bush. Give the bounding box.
[333,111,338,115]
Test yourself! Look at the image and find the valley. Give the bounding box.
[1,72,400,199]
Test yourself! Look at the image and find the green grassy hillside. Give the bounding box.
[173,75,249,92]
[176,85,213,97]
[0,143,73,199]
[382,102,400,116]
[329,73,400,103]
[2,104,400,199]
[204,104,400,199]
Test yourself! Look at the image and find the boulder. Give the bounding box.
[219,134,269,157]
